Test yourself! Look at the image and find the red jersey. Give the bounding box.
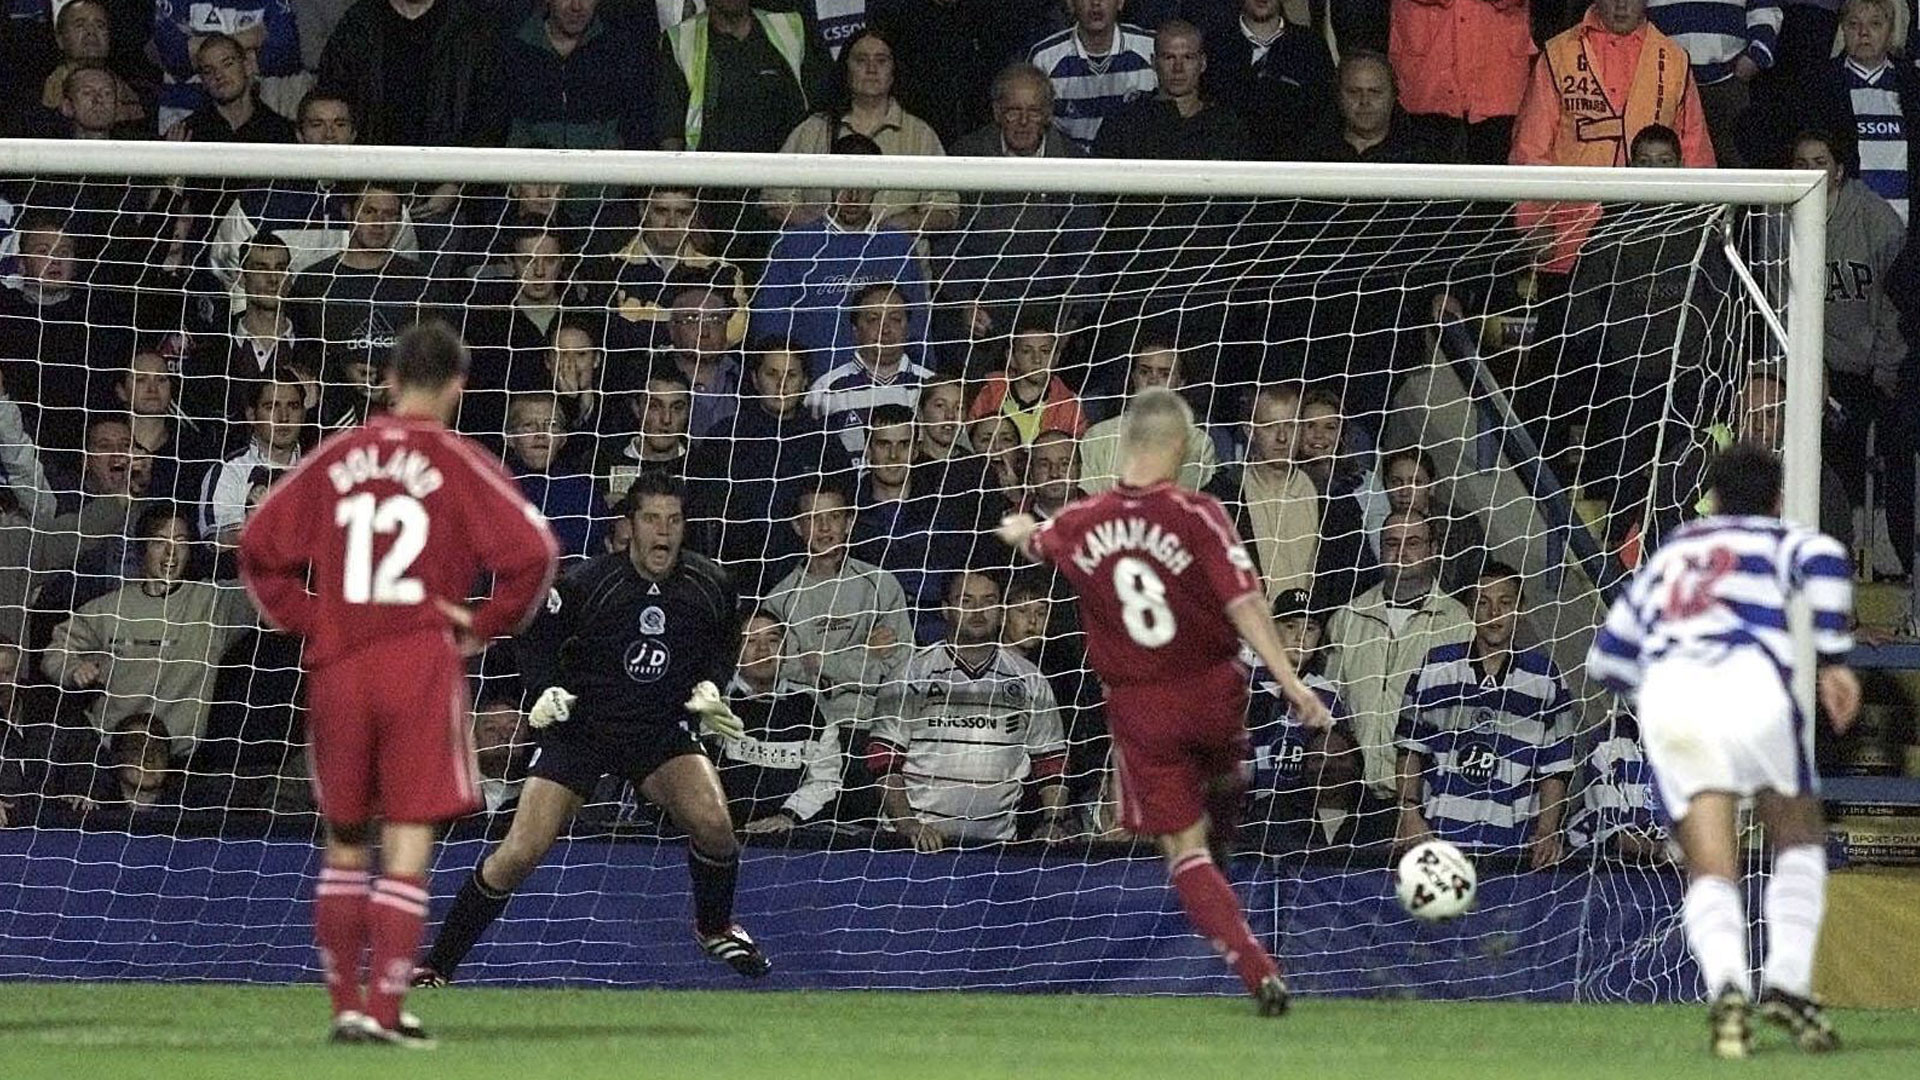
[1029,481,1263,690]
[238,413,559,667]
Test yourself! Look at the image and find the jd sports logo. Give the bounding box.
[1456,739,1499,785]
[625,638,671,683]
[1274,738,1306,780]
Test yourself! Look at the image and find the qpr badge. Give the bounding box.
[639,606,667,635]
[625,639,672,683]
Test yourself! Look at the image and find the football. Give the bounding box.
[1396,840,1478,922]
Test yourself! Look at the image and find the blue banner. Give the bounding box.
[0,830,1698,1001]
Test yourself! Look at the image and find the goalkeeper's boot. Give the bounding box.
[364,1011,438,1050]
[1758,986,1840,1052]
[328,1010,372,1045]
[698,923,772,979]
[409,964,450,989]
[1253,973,1291,1018]
[1708,984,1752,1060]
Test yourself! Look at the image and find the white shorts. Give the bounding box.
[1636,648,1816,816]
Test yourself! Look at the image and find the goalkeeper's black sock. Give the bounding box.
[423,866,513,979]
[688,843,740,936]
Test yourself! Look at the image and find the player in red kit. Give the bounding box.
[998,387,1330,1016]
[239,323,558,1048]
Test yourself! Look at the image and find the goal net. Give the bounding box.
[0,142,1825,1001]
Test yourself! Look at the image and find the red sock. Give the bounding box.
[1169,851,1279,993]
[314,867,370,1017]
[365,874,431,1029]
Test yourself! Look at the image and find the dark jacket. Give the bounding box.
[500,7,657,150]
[1190,6,1337,158]
[1092,97,1252,161]
[316,0,503,146]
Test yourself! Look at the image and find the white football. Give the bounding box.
[1395,839,1478,922]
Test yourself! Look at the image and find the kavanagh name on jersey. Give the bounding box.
[1069,516,1197,576]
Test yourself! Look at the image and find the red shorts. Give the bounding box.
[306,631,478,826]
[1106,664,1251,836]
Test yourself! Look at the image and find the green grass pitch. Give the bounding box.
[5,983,1918,1080]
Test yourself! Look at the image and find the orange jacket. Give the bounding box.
[1510,11,1712,169]
[1388,0,1536,123]
[1510,10,1714,272]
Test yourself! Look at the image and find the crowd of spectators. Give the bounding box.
[0,0,1899,868]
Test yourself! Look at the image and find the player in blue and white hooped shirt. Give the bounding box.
[1396,562,1576,864]
[1587,444,1860,1058]
[1026,1,1157,152]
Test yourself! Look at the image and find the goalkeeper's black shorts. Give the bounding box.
[528,721,705,799]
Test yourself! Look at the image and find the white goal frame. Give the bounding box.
[0,138,1830,705]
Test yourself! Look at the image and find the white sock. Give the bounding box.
[1761,845,1828,997]
[1684,875,1749,997]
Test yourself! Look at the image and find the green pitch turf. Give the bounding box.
[5,982,1918,1080]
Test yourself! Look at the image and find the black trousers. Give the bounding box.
[1827,371,1916,577]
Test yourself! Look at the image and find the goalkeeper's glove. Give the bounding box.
[528,686,577,729]
[684,680,745,740]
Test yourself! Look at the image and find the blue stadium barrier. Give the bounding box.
[0,830,1697,1001]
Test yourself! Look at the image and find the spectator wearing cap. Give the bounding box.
[1394,563,1574,867]
[1246,587,1385,851]
[964,306,1089,444]
[1190,0,1335,158]
[762,26,960,237]
[751,135,932,375]
[1078,337,1218,493]
[1323,509,1473,804]
[657,0,831,152]
[1091,20,1251,160]
[1388,0,1535,165]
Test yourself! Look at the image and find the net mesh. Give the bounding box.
[0,160,1799,999]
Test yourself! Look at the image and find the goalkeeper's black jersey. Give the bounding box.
[517,549,739,734]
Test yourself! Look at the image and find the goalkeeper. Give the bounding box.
[416,472,768,984]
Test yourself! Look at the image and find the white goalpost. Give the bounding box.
[0,139,1825,999]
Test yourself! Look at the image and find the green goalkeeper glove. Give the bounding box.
[684,680,745,740]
